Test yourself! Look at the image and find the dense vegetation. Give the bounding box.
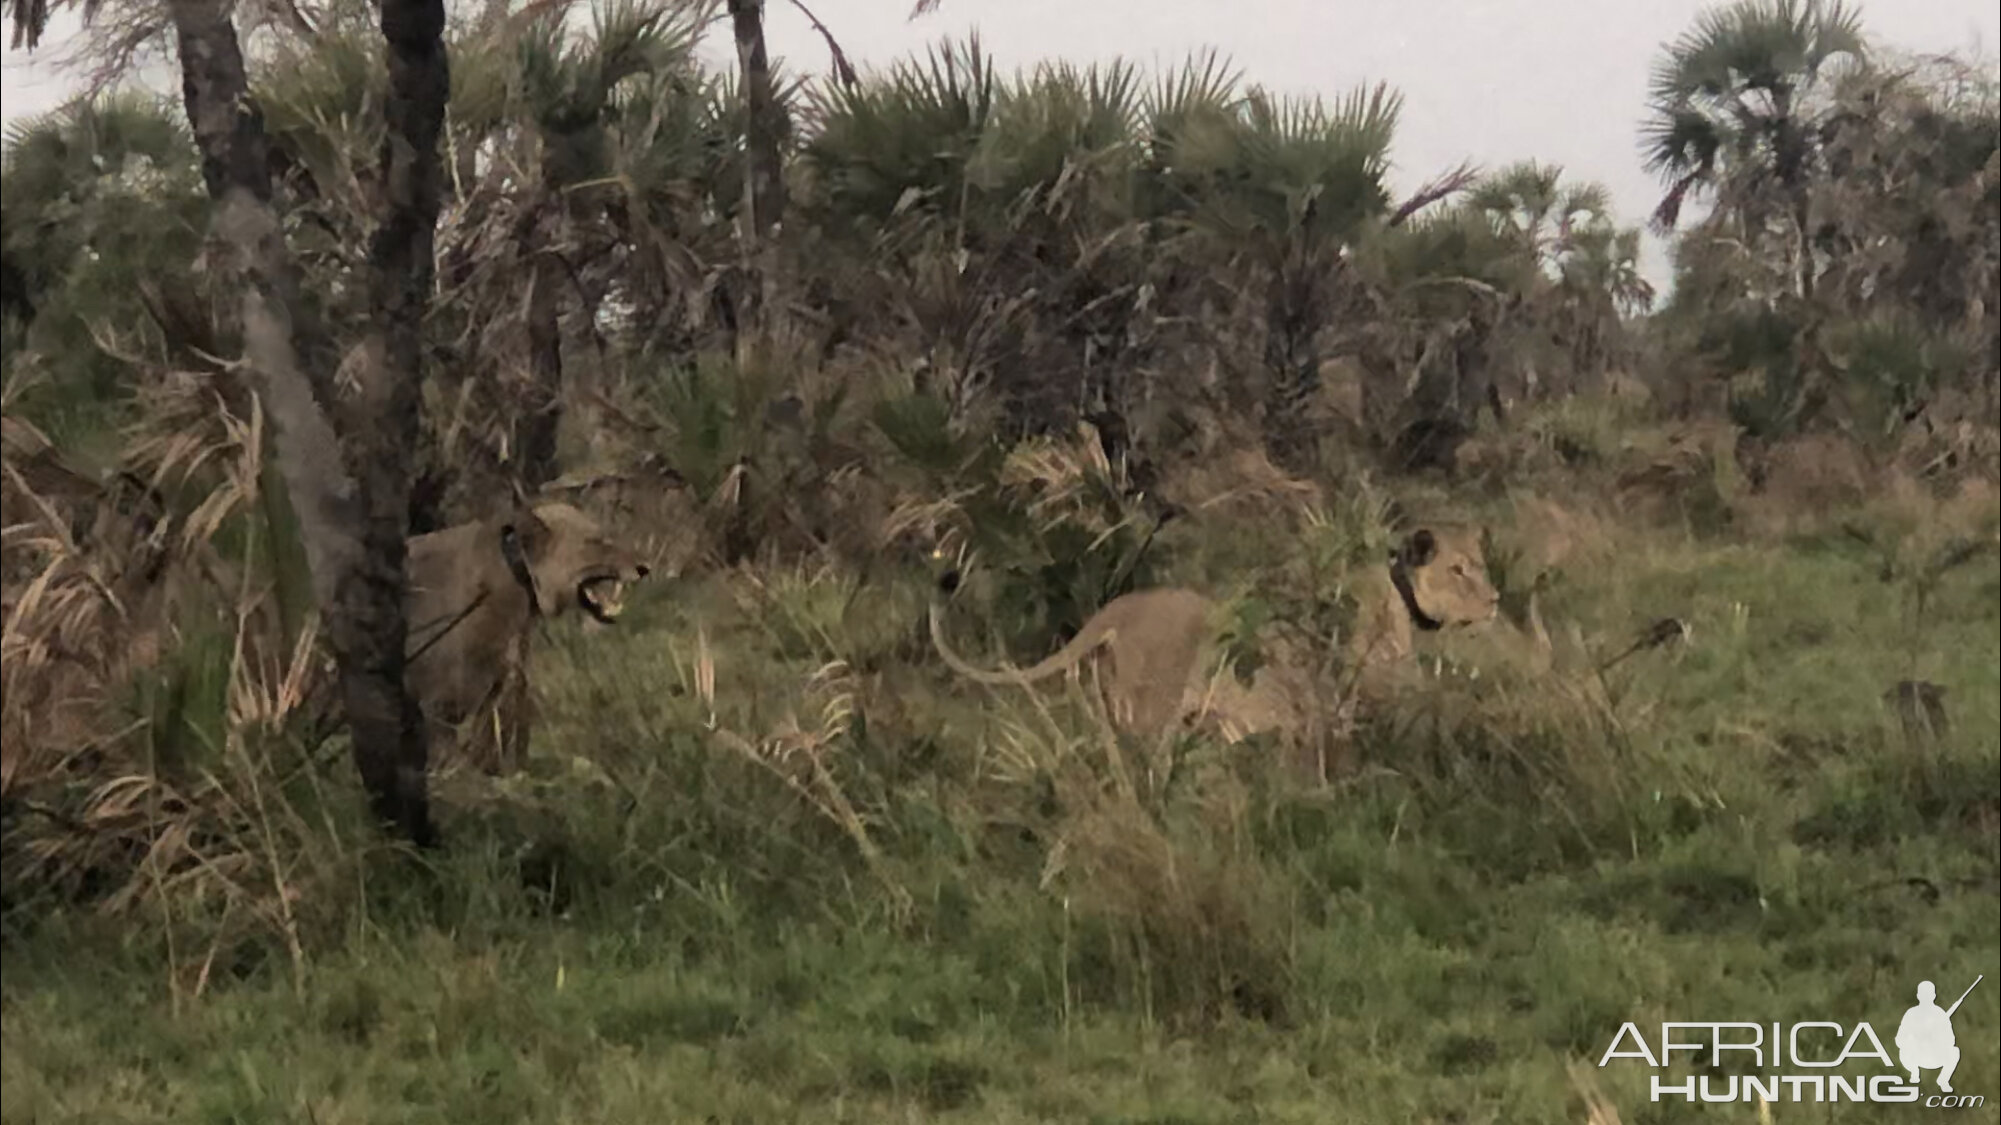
[2,0,1997,1119]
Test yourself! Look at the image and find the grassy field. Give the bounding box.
[4,468,1998,1124]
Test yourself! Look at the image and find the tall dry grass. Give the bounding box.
[3,368,370,996]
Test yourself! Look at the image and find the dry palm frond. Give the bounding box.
[229,605,322,737]
[10,562,344,990]
[998,420,1136,535]
[707,659,901,907]
[1175,446,1323,517]
[880,489,978,552]
[118,366,255,502]
[4,339,334,982]
[1,437,145,796]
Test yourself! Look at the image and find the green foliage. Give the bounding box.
[1694,302,1814,437]
[1828,314,1976,436]
[625,348,865,561]
[1159,80,1400,244]
[923,424,1166,655]
[801,36,1000,231]
[521,0,712,128]
[0,91,205,436]
[1367,206,1523,296]
[976,58,1143,207]
[1641,0,1868,232]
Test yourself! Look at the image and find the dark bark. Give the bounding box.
[726,0,786,347]
[513,201,564,490]
[163,0,439,846]
[510,126,581,491]
[348,0,450,844]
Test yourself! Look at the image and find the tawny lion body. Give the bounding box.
[930,586,1219,739]
[928,527,1500,754]
[404,501,651,773]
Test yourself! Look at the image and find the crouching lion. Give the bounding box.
[405,500,651,774]
[928,526,1500,774]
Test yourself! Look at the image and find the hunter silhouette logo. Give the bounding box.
[1597,974,1988,1108]
[1898,976,1981,1094]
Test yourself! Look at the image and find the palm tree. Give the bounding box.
[1,93,206,421]
[1561,223,1653,319]
[502,0,711,484]
[799,37,1150,434]
[1144,69,1404,466]
[1464,161,1652,394]
[1641,0,1867,300]
[1467,160,1613,277]
[799,35,999,233]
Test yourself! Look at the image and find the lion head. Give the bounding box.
[1389,526,1500,632]
[508,501,652,624]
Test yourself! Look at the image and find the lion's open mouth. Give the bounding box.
[577,576,627,624]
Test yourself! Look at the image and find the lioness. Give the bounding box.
[405,501,651,773]
[928,526,1500,755]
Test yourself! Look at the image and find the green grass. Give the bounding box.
[4,494,1997,1124]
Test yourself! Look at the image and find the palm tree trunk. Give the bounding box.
[163,0,441,846]
[726,0,786,348]
[727,0,786,240]
[1261,250,1323,472]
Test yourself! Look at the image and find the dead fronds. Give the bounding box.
[4,360,347,989]
[701,642,903,911]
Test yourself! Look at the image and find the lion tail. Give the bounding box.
[927,602,1116,687]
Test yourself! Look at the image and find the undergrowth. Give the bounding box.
[4,438,1996,1123]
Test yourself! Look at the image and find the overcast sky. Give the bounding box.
[4,0,1997,287]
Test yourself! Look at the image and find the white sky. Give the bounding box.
[4,0,1997,288]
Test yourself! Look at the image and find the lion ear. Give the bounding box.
[1401,528,1438,568]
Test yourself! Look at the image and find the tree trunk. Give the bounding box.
[727,0,786,241]
[726,0,785,349]
[1260,247,1324,473]
[164,0,440,846]
[352,0,449,842]
[514,197,564,490]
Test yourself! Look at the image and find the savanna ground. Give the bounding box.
[5,410,1997,1124]
[3,0,2000,1119]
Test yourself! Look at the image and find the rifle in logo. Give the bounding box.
[1946,975,1983,1019]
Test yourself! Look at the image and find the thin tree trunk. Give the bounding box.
[170,0,332,389]
[164,0,439,845]
[727,0,785,241]
[351,0,449,842]
[726,0,785,349]
[514,197,564,489]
